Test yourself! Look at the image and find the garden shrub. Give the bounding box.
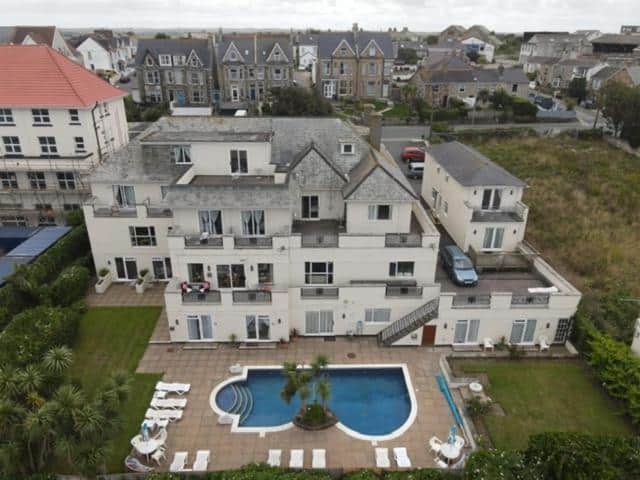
[47,265,90,307]
[431,122,450,133]
[0,304,84,367]
[463,449,524,480]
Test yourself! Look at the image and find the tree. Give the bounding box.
[397,47,418,65]
[489,88,513,110]
[466,50,480,63]
[599,81,632,137]
[425,35,439,45]
[263,86,333,116]
[154,33,170,39]
[477,89,491,106]
[568,77,587,102]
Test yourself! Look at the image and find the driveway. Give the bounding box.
[382,139,424,194]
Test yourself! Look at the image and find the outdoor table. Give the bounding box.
[131,435,160,462]
[439,442,462,466]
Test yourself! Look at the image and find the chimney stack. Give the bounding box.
[368,112,383,151]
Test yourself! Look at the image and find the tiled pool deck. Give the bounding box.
[137,333,456,471]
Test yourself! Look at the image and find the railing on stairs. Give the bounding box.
[377,298,439,346]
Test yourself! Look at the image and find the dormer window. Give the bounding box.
[190,56,199,67]
[145,56,154,66]
[159,54,172,66]
[369,46,376,56]
[340,142,354,155]
[340,47,347,55]
[170,145,192,164]
[274,50,280,60]
[230,51,237,60]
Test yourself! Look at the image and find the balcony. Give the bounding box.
[292,220,342,248]
[469,201,529,223]
[511,293,550,307]
[146,205,173,218]
[232,290,272,304]
[182,290,221,304]
[385,233,421,248]
[93,205,137,218]
[385,285,423,297]
[234,236,273,249]
[452,294,491,308]
[301,287,339,299]
[184,234,223,248]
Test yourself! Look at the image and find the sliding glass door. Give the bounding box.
[510,319,537,344]
[246,315,270,340]
[186,314,213,341]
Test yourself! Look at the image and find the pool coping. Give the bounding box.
[209,363,418,443]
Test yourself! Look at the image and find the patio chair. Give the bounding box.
[125,455,154,473]
[267,449,282,467]
[454,436,465,450]
[193,450,210,471]
[153,428,168,446]
[151,398,188,409]
[435,458,448,468]
[169,451,189,472]
[151,446,166,465]
[153,390,167,399]
[539,336,550,352]
[156,381,191,395]
[229,363,243,374]
[145,408,183,421]
[393,447,412,468]
[289,449,304,469]
[142,419,169,430]
[483,338,494,351]
[429,436,443,453]
[312,449,326,469]
[375,448,390,468]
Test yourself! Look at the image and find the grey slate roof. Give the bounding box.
[592,34,640,46]
[143,130,272,143]
[317,31,393,58]
[163,184,291,209]
[591,65,621,80]
[416,65,528,85]
[217,34,293,65]
[135,38,212,67]
[427,141,525,187]
[343,149,417,200]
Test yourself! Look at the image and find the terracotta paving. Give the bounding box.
[86,280,166,307]
[137,338,458,471]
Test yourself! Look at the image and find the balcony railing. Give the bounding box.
[301,287,339,299]
[146,206,173,218]
[385,233,422,248]
[511,294,550,307]
[452,294,491,308]
[232,290,272,304]
[385,286,423,297]
[184,235,223,248]
[182,290,221,304]
[234,236,273,249]
[93,205,137,218]
[301,233,339,248]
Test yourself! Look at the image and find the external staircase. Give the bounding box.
[377,297,439,346]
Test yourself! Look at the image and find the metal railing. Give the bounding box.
[232,290,272,304]
[301,233,339,248]
[301,287,339,299]
[146,206,173,218]
[182,290,221,304]
[93,206,137,217]
[385,286,423,297]
[511,294,550,307]
[234,236,273,249]
[184,235,223,248]
[385,233,422,248]
[452,294,491,308]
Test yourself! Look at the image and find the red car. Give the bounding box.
[401,146,425,162]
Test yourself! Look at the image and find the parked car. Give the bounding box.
[401,146,425,163]
[441,245,478,287]
[407,162,424,179]
[534,96,554,111]
[119,76,131,84]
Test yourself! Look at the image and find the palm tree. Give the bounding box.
[18,365,44,402]
[42,347,73,376]
[0,367,21,401]
[74,404,105,440]
[316,378,331,412]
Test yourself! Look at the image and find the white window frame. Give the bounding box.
[2,136,21,155]
[28,171,47,190]
[68,109,80,124]
[0,172,18,189]
[57,172,76,190]
[305,261,334,285]
[481,188,502,210]
[389,261,414,277]
[241,210,265,236]
[510,319,537,345]
[301,195,319,219]
[364,308,391,323]
[453,319,480,344]
[74,136,86,153]
[216,264,245,289]
[340,143,355,155]
[0,109,13,124]
[368,204,392,220]
[158,54,172,66]
[32,109,50,125]
[245,315,271,340]
[173,55,186,66]
[198,209,223,235]
[113,184,136,207]
[170,145,192,164]
[230,149,248,173]
[367,62,377,75]
[186,314,213,341]
[305,311,334,335]
[38,136,58,156]
[482,227,504,251]
[129,226,157,247]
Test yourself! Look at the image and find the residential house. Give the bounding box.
[621,26,640,35]
[82,115,581,349]
[549,56,599,88]
[0,45,128,226]
[216,33,294,108]
[421,140,581,347]
[410,58,529,107]
[591,34,640,58]
[439,24,500,62]
[296,34,318,71]
[136,38,214,106]
[71,31,135,72]
[317,23,394,99]
[393,41,429,61]
[0,25,81,62]
[438,25,466,43]
[588,65,640,91]
[460,35,495,63]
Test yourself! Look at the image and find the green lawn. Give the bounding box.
[69,306,163,472]
[456,359,635,449]
[382,102,412,119]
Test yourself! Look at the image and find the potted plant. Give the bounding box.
[229,333,239,347]
[94,267,112,294]
[135,268,151,294]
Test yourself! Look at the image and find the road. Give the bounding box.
[382,126,430,141]
[382,137,424,194]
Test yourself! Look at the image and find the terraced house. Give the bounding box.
[83,115,580,349]
[136,38,214,106]
[216,33,294,108]
[317,23,393,99]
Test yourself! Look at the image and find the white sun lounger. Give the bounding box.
[483,338,494,351]
[145,408,183,421]
[142,419,169,430]
[156,381,191,394]
[539,336,550,352]
[375,448,390,468]
[169,451,189,472]
[150,398,188,409]
[193,450,210,471]
[289,449,304,469]
[429,436,443,453]
[393,447,412,468]
[267,449,282,467]
[153,390,167,399]
[312,449,326,469]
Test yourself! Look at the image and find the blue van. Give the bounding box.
[441,245,478,286]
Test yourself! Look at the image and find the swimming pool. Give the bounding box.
[210,364,417,441]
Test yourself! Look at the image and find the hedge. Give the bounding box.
[47,265,90,307]
[0,303,84,367]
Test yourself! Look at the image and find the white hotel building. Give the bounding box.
[84,116,580,347]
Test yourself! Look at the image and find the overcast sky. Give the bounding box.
[3,0,634,33]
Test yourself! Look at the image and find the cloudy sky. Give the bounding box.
[3,0,633,33]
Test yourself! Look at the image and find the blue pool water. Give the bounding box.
[215,367,412,436]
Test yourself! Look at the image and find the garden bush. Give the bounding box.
[0,304,84,367]
[47,265,90,307]
[464,449,524,480]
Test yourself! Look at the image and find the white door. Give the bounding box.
[323,81,335,98]
[115,257,137,280]
[187,314,213,341]
[231,86,239,102]
[246,315,270,340]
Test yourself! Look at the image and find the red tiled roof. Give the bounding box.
[0,45,127,108]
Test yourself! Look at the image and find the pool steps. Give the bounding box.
[226,383,254,424]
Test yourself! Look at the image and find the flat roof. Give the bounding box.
[6,226,71,258]
[190,175,275,186]
[436,264,548,295]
